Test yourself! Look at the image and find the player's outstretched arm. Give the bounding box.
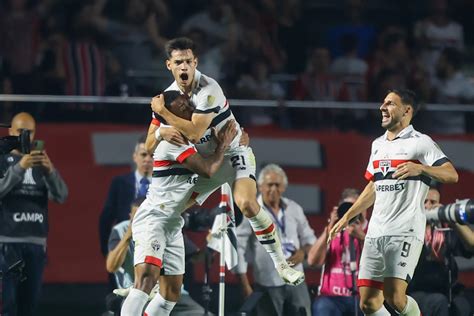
[328,181,375,242]
[151,95,214,143]
[182,120,237,178]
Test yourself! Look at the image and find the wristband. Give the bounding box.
[154,126,163,141]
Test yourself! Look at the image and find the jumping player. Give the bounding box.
[150,37,304,286]
[120,90,237,316]
[329,89,458,316]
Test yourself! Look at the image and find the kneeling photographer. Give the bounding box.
[408,186,474,316]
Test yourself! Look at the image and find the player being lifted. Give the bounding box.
[329,89,458,316]
[121,91,238,316]
[149,37,304,286]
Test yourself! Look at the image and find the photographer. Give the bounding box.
[0,112,68,315]
[307,188,365,316]
[408,186,473,316]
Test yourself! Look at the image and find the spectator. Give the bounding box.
[293,47,341,101]
[180,0,238,49]
[325,0,376,59]
[87,0,170,95]
[276,0,305,74]
[308,188,366,316]
[234,164,316,316]
[0,112,68,316]
[414,0,464,79]
[98,134,152,288]
[184,28,226,81]
[367,30,411,101]
[235,58,285,127]
[428,47,474,134]
[0,52,14,119]
[0,0,42,94]
[330,33,368,102]
[408,186,474,316]
[293,46,348,129]
[104,197,209,316]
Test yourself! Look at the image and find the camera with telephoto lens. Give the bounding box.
[183,204,243,232]
[0,127,31,154]
[183,207,222,232]
[425,199,474,225]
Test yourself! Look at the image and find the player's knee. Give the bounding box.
[134,272,158,294]
[360,297,382,314]
[384,294,406,312]
[162,287,181,302]
[234,197,259,217]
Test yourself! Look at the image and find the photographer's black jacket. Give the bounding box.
[0,152,68,246]
[409,230,472,296]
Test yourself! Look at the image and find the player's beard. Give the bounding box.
[381,115,402,131]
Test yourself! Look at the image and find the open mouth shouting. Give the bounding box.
[381,111,390,124]
[180,73,189,83]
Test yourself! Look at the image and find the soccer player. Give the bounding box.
[120,90,237,316]
[149,37,304,286]
[329,89,458,316]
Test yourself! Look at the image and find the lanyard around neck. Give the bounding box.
[264,204,285,235]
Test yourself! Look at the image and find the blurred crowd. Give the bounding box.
[1,0,474,133]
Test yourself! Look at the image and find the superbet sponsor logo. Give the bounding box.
[376,183,405,192]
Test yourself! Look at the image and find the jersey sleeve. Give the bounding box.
[417,135,449,166]
[162,141,197,163]
[151,112,166,126]
[364,142,375,181]
[194,80,224,114]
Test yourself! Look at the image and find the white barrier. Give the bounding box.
[0,94,473,111]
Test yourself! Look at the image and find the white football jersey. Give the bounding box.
[365,125,449,240]
[145,139,198,218]
[165,69,242,156]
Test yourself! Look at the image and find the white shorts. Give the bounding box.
[192,146,256,205]
[357,236,423,290]
[132,202,185,275]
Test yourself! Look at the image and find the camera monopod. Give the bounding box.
[349,236,359,316]
[436,227,455,308]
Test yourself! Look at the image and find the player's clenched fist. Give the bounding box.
[150,94,165,114]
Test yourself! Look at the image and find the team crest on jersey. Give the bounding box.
[151,240,161,253]
[379,160,391,176]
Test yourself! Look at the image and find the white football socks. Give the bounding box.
[120,288,149,316]
[248,208,287,267]
[400,295,421,316]
[143,293,176,316]
[366,305,390,316]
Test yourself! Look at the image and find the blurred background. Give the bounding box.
[1,0,474,315]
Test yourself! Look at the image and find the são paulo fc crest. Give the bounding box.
[379,160,391,176]
[151,240,161,252]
